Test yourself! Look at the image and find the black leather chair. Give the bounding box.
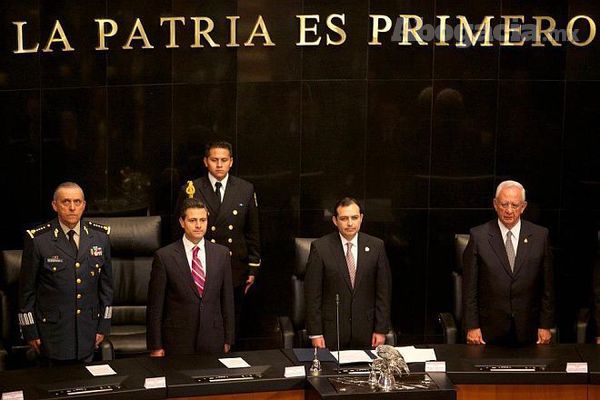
[0,250,25,370]
[93,216,161,358]
[437,234,468,344]
[278,237,396,348]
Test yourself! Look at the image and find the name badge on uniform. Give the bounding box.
[90,246,103,256]
[46,256,64,263]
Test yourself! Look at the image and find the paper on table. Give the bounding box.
[219,357,251,368]
[284,366,306,378]
[331,350,373,364]
[370,346,437,363]
[396,346,437,363]
[85,364,117,376]
[2,391,24,400]
[144,376,166,389]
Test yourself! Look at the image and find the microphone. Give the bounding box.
[336,293,340,374]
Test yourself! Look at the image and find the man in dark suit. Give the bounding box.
[174,141,260,339]
[463,180,554,346]
[19,182,113,363]
[147,198,234,356]
[175,141,260,292]
[304,197,392,350]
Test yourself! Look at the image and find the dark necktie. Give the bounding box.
[215,181,222,204]
[505,231,515,272]
[345,242,356,288]
[67,230,78,254]
[191,246,205,297]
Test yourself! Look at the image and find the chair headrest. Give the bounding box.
[91,216,161,256]
[0,250,22,287]
[454,233,470,272]
[294,238,317,277]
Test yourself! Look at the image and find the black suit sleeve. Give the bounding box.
[146,253,167,350]
[304,243,324,337]
[221,251,235,345]
[462,231,480,330]
[97,238,113,334]
[374,243,392,334]
[539,229,555,329]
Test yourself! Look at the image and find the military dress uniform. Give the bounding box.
[175,175,261,287]
[18,219,113,361]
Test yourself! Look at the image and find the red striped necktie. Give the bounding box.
[192,246,205,297]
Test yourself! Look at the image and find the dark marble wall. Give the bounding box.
[1,0,599,343]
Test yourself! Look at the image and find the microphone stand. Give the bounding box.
[336,293,340,374]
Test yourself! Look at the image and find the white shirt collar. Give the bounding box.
[339,232,358,248]
[208,173,229,191]
[498,218,521,238]
[182,235,205,253]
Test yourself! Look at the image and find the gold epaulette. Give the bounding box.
[87,221,111,235]
[185,180,196,198]
[26,224,52,239]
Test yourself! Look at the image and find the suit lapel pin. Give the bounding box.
[233,210,238,215]
[53,228,59,239]
[83,226,89,235]
[524,238,528,244]
[365,246,370,252]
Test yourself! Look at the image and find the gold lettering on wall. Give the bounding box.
[501,15,526,46]
[95,19,118,50]
[568,15,596,46]
[369,15,392,45]
[8,13,599,54]
[532,16,560,47]
[244,15,275,46]
[123,18,154,49]
[226,16,240,47]
[296,15,321,46]
[326,14,346,45]
[456,15,493,47]
[190,17,219,48]
[160,17,185,48]
[398,15,427,46]
[13,21,39,54]
[435,16,451,46]
[42,20,74,52]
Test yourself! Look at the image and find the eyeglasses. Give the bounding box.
[496,202,523,210]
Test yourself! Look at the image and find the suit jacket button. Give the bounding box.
[76,278,82,284]
[52,267,57,272]
[211,239,216,243]
[228,238,233,243]
[76,309,81,315]
[42,318,47,322]
[90,271,95,277]
[232,210,238,215]
[211,226,216,231]
[77,294,82,299]
[228,225,233,230]
[75,262,80,268]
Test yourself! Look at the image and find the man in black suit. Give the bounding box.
[174,141,260,331]
[304,197,392,350]
[147,198,234,356]
[19,182,113,363]
[463,180,554,346]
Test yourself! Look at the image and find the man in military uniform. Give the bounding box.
[175,141,260,338]
[19,182,113,363]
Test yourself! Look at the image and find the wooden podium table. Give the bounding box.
[433,344,588,400]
